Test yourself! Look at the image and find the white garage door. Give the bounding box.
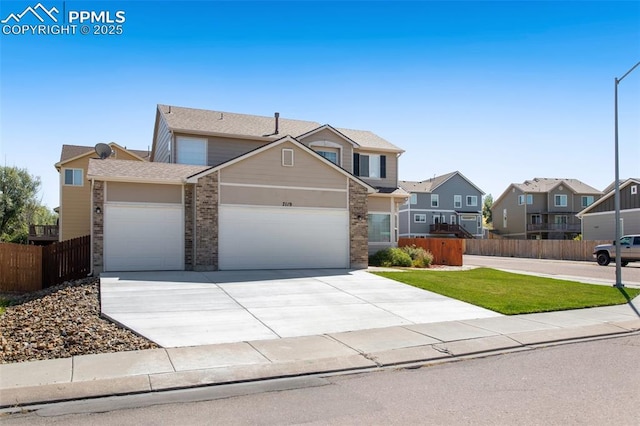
[219,205,349,270]
[104,204,184,272]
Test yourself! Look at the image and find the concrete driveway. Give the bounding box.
[100,269,500,348]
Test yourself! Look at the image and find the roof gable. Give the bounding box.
[296,124,359,147]
[186,135,376,193]
[577,178,640,216]
[57,143,148,169]
[399,171,483,194]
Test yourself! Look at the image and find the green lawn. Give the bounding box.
[374,268,640,315]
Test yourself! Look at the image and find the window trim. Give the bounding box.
[518,194,533,205]
[282,149,294,167]
[410,194,417,205]
[316,150,339,166]
[454,195,462,209]
[431,194,439,208]
[631,185,638,195]
[581,195,594,208]
[353,153,386,179]
[368,213,391,243]
[466,195,478,207]
[63,168,83,186]
[414,213,427,223]
[554,194,568,207]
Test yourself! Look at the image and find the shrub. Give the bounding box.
[400,245,433,268]
[369,248,412,267]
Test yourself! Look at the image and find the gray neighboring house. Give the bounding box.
[398,171,485,238]
[577,178,640,240]
[492,178,603,240]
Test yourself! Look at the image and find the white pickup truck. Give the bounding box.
[593,235,640,266]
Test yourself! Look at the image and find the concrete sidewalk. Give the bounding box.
[2,300,638,408]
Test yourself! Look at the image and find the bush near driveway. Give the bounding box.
[374,268,640,315]
[369,246,433,268]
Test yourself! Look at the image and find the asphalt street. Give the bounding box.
[4,335,639,425]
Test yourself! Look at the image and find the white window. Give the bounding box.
[410,193,417,204]
[64,169,83,186]
[176,136,207,165]
[632,185,638,195]
[554,215,568,225]
[368,214,391,242]
[554,194,567,207]
[431,194,439,207]
[531,214,542,224]
[581,196,594,207]
[454,195,462,208]
[414,214,426,223]
[282,149,294,167]
[317,150,338,165]
[433,215,443,224]
[503,208,507,228]
[466,195,478,206]
[450,214,457,224]
[518,194,533,205]
[354,153,386,179]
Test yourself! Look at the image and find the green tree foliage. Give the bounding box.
[0,166,56,243]
[482,193,493,225]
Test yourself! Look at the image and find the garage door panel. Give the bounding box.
[104,204,184,272]
[219,206,348,270]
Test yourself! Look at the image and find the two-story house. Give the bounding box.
[54,143,149,241]
[491,178,602,240]
[86,104,408,273]
[577,178,640,240]
[398,171,485,239]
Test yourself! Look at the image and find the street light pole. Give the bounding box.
[613,61,640,288]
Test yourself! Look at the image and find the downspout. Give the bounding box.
[88,178,94,277]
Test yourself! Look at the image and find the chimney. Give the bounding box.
[274,112,280,135]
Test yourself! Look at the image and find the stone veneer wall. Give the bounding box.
[184,184,194,270]
[349,180,369,269]
[92,180,104,274]
[193,172,219,271]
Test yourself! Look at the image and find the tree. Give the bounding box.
[482,193,493,226]
[0,166,55,243]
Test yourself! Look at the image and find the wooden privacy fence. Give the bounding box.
[464,239,608,261]
[0,235,90,293]
[399,238,463,266]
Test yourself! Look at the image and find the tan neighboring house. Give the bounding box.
[491,178,602,240]
[55,143,149,241]
[87,104,408,273]
[577,178,640,240]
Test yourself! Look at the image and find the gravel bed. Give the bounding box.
[0,278,158,364]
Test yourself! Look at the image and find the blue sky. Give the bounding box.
[1,1,639,210]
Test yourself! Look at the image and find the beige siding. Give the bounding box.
[368,196,392,212]
[299,128,354,171]
[206,135,267,166]
[107,182,182,204]
[492,188,526,237]
[355,149,398,188]
[221,141,347,189]
[220,185,346,208]
[153,114,172,163]
[60,156,92,241]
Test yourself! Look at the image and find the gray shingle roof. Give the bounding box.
[158,104,403,152]
[399,171,458,193]
[87,159,209,183]
[514,178,602,194]
[60,144,150,163]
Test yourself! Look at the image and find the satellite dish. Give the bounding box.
[95,143,113,159]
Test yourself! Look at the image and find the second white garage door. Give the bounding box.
[219,205,349,270]
[104,203,184,272]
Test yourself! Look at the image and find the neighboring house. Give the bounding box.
[398,171,485,239]
[86,104,408,273]
[54,143,149,241]
[577,178,640,240]
[491,178,603,240]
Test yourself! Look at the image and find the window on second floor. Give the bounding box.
[518,194,533,205]
[63,169,83,186]
[410,193,417,204]
[431,194,439,207]
[454,195,462,209]
[581,196,594,207]
[466,195,478,206]
[316,150,339,165]
[353,153,386,179]
[554,194,568,207]
[176,136,207,166]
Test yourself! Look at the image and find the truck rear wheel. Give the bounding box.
[597,252,611,266]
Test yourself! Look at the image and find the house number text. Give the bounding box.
[282,202,293,207]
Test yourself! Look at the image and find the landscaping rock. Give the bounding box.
[0,278,158,364]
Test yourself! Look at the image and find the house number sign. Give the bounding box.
[282,202,293,207]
